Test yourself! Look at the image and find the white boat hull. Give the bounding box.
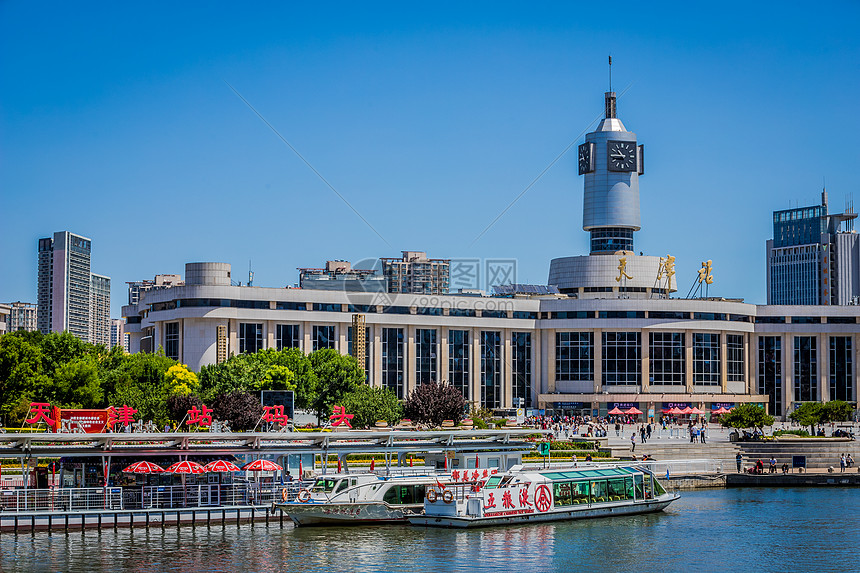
[276,501,422,526]
[408,494,679,528]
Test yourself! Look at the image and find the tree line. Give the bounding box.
[0,331,467,430]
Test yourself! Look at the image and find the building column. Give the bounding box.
[338,324,347,355]
[720,331,728,393]
[640,329,650,392]
[784,334,794,414]
[406,325,416,396]
[178,319,184,364]
[302,321,311,353]
[544,329,556,394]
[532,328,541,408]
[471,329,481,408]
[819,333,830,402]
[439,327,449,384]
[503,328,513,409]
[746,333,754,395]
[593,329,603,394]
[372,325,382,389]
[266,320,275,350]
[229,319,238,357]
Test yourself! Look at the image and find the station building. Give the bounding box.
[122,91,859,420]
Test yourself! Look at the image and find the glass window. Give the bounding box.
[556,332,594,381]
[758,336,782,416]
[382,328,405,399]
[416,328,438,384]
[649,332,684,385]
[276,324,300,350]
[512,332,532,408]
[480,331,502,408]
[693,333,720,385]
[590,480,608,503]
[312,325,336,351]
[830,336,854,402]
[727,334,744,382]
[448,330,470,401]
[602,332,640,386]
[794,336,817,402]
[239,323,263,354]
[165,322,180,360]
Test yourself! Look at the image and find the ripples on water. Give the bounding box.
[2,488,858,573]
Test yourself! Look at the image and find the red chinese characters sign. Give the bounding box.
[107,405,138,429]
[26,403,55,426]
[187,405,213,427]
[263,405,289,425]
[481,484,542,518]
[329,405,353,428]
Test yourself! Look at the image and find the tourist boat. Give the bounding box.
[274,470,450,526]
[408,463,679,528]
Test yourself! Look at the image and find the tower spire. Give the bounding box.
[605,56,616,119]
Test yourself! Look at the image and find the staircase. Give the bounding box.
[738,439,860,470]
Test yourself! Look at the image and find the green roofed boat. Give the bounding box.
[408,463,679,528]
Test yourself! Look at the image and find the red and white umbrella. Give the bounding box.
[204,460,241,473]
[241,459,283,472]
[689,407,706,415]
[625,407,643,415]
[608,407,625,415]
[123,461,166,474]
[166,460,206,474]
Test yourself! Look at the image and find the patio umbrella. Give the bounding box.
[689,407,705,415]
[680,407,693,415]
[166,461,206,474]
[625,407,643,415]
[122,461,165,474]
[608,407,625,415]
[166,460,205,507]
[667,407,684,415]
[241,459,283,472]
[203,460,240,473]
[713,407,730,415]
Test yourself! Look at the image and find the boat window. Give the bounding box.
[351,479,357,487]
[488,458,500,468]
[654,478,667,496]
[382,485,420,505]
[335,480,349,493]
[644,476,653,499]
[607,478,631,501]
[572,481,589,504]
[310,478,338,493]
[634,474,644,500]
[554,482,573,506]
[485,476,503,489]
[590,480,608,503]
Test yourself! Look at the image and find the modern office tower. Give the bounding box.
[110,318,128,351]
[90,273,111,346]
[37,231,111,343]
[126,274,183,305]
[382,251,450,295]
[548,90,675,298]
[5,302,37,332]
[766,190,859,305]
[298,260,386,292]
[37,231,92,339]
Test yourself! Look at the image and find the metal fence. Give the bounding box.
[0,487,123,512]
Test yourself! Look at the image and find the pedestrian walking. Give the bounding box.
[646,424,652,440]
[700,426,707,444]
[631,433,636,453]
[840,453,846,472]
[847,454,855,468]
[736,452,742,473]
[615,423,621,437]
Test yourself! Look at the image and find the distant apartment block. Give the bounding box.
[0,303,9,335]
[110,318,129,351]
[767,191,859,305]
[127,274,183,305]
[382,251,450,295]
[298,260,385,292]
[4,302,37,332]
[36,231,111,343]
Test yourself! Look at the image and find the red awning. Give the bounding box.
[625,407,643,415]
[608,407,625,415]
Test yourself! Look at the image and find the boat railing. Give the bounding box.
[0,487,123,512]
[372,467,439,478]
[639,458,723,476]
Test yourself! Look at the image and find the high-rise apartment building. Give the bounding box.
[382,251,450,295]
[0,303,9,335]
[766,191,859,305]
[110,318,129,351]
[37,231,111,343]
[5,302,37,332]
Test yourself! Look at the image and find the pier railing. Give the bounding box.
[0,483,299,513]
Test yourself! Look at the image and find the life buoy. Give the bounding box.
[281,488,289,502]
[426,488,438,502]
[442,490,454,503]
[297,489,311,502]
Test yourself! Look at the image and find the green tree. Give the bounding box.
[719,403,775,432]
[52,355,103,408]
[0,333,50,425]
[404,381,467,427]
[339,385,403,428]
[308,349,364,421]
[165,364,199,397]
[788,402,822,434]
[39,332,93,374]
[105,352,177,425]
[820,400,855,423]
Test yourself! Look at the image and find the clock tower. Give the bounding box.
[579,91,643,254]
[548,87,675,298]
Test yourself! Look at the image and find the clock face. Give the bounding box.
[578,142,593,175]
[607,140,637,172]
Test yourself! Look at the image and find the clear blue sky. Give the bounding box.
[2,2,859,317]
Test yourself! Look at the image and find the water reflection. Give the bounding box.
[1,488,857,573]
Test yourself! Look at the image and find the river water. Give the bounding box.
[1,488,857,572]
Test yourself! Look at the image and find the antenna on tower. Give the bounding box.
[608,54,612,92]
[248,259,254,287]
